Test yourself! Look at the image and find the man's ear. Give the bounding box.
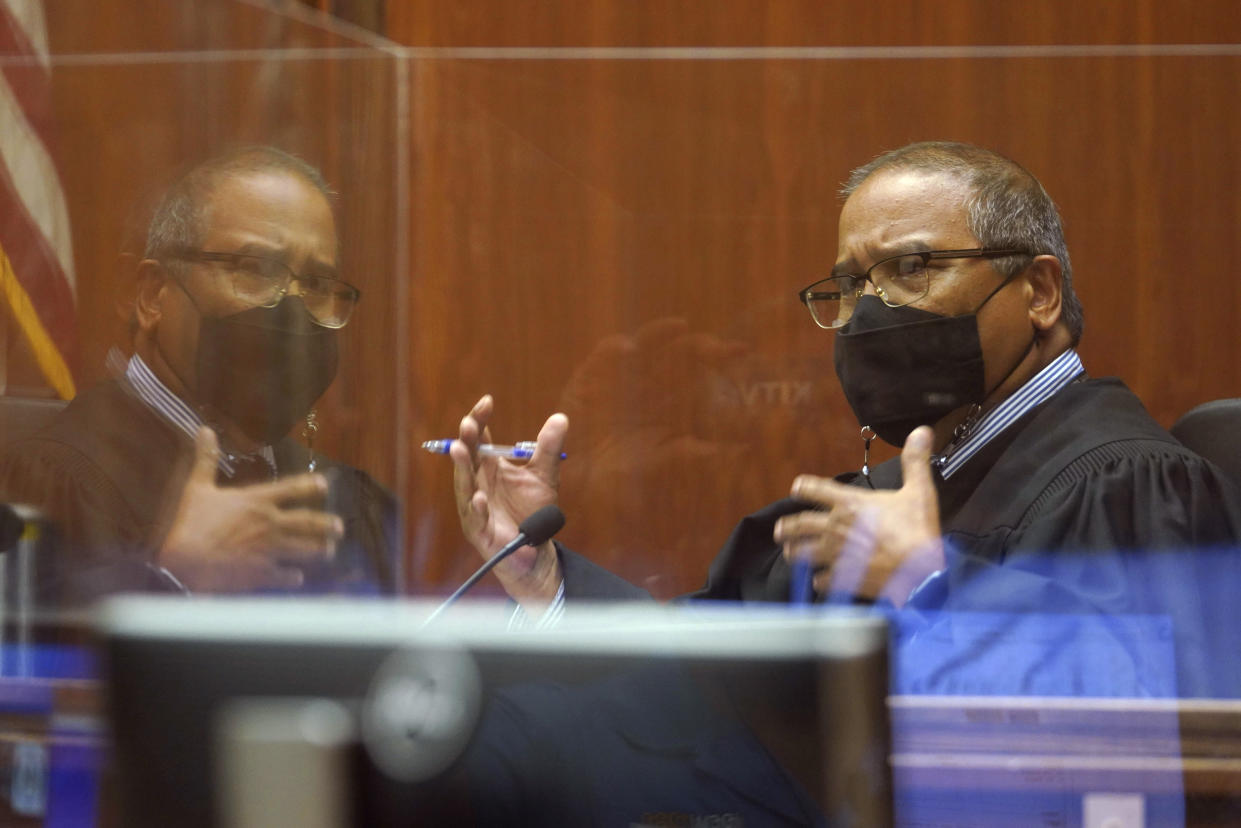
[1025,255,1063,333]
[133,258,168,333]
[112,251,139,325]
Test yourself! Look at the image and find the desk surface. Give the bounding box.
[891,695,1241,827]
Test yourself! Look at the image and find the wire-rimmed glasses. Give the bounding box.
[797,248,1027,329]
[171,249,361,328]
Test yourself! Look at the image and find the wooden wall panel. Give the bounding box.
[389,0,1241,47]
[393,6,1241,597]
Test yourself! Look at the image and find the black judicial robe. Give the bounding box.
[556,377,1241,695]
[0,378,397,606]
[562,377,1241,601]
[680,377,1241,601]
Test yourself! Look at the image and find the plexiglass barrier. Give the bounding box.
[3,2,1241,823]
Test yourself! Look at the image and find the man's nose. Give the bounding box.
[285,278,311,298]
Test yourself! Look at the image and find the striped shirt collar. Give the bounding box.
[124,354,275,478]
[933,348,1085,480]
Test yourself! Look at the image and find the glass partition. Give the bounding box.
[401,43,1241,828]
[404,48,1241,596]
[0,1,405,822]
[3,2,1241,823]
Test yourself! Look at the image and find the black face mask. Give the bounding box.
[194,299,339,445]
[832,295,987,446]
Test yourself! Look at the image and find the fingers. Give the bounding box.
[451,394,494,469]
[470,490,489,521]
[530,413,569,476]
[900,425,936,494]
[247,472,329,506]
[775,508,848,573]
[824,507,879,596]
[790,473,857,510]
[462,394,492,445]
[774,498,873,596]
[451,397,492,515]
[451,441,477,516]
[233,475,341,559]
[267,507,344,561]
[188,426,221,485]
[773,508,832,546]
[772,431,943,603]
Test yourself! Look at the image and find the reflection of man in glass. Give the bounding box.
[0,147,395,604]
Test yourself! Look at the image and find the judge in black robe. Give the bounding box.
[677,377,1241,605]
[0,375,396,607]
[435,141,1241,826]
[0,147,398,607]
[452,141,1241,699]
[554,375,1241,697]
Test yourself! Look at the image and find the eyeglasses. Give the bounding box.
[796,248,1027,330]
[170,250,361,328]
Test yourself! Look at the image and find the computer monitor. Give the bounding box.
[97,596,891,827]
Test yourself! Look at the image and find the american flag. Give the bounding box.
[0,0,75,399]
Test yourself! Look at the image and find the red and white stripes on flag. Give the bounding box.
[0,0,76,399]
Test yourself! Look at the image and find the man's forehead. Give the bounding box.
[200,170,338,260]
[835,168,973,263]
[845,167,970,214]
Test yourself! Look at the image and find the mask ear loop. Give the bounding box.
[948,261,1037,445]
[953,330,1039,446]
[859,425,876,489]
[302,408,319,472]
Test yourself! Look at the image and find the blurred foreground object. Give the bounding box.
[98,596,891,828]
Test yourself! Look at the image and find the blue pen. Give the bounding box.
[422,439,567,460]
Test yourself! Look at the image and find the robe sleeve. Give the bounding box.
[912,445,1241,697]
[555,542,653,601]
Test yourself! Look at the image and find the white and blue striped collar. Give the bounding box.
[933,348,1085,480]
[125,354,274,478]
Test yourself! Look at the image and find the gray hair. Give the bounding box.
[841,141,1083,345]
[144,145,334,266]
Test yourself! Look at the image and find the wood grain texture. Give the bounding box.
[388,1,1241,48]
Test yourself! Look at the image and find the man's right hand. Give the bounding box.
[450,394,566,614]
[158,426,343,592]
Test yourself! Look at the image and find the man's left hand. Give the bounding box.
[773,425,945,606]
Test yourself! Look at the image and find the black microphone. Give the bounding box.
[423,505,566,626]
